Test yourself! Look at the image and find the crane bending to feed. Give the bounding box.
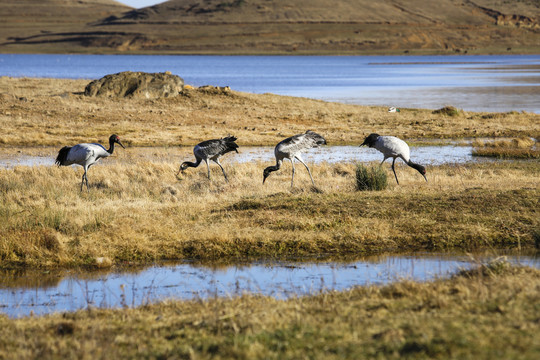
[360,133,427,184]
[263,130,327,187]
[55,134,125,191]
[177,136,239,181]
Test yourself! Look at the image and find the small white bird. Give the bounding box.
[55,134,125,191]
[360,133,427,184]
[177,136,239,181]
[263,130,327,186]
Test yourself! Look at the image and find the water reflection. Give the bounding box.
[1,252,537,318]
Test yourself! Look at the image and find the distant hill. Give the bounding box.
[1,0,539,54]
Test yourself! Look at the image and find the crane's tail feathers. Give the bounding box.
[223,135,239,153]
[223,135,238,142]
[55,146,71,166]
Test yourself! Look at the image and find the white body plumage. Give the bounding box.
[55,134,125,191]
[360,133,427,184]
[372,135,411,163]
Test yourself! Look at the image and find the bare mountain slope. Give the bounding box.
[1,0,538,54]
[110,0,492,24]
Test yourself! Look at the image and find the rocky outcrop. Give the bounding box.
[84,71,184,99]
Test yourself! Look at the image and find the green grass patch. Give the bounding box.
[355,164,388,191]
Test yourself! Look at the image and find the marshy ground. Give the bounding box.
[0,77,539,358]
[0,262,539,359]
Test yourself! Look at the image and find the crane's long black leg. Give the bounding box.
[214,159,228,182]
[296,156,315,186]
[205,159,211,180]
[80,172,85,192]
[391,158,399,185]
[290,158,296,187]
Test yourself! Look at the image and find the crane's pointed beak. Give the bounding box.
[117,140,125,149]
[235,149,239,153]
[423,174,428,182]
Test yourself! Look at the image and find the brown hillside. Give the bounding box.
[0,0,131,53]
[0,0,539,54]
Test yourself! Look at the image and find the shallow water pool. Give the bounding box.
[1,252,537,318]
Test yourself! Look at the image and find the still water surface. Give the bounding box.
[1,54,539,113]
[1,253,537,318]
[0,144,481,169]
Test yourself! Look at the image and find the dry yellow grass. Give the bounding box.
[473,137,540,159]
[0,77,538,148]
[0,157,537,269]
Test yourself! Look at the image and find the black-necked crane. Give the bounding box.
[55,134,125,191]
[177,136,239,181]
[263,130,327,187]
[360,133,427,184]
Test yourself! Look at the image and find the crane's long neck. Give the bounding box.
[407,160,422,172]
[267,159,282,173]
[107,140,116,155]
[183,158,202,169]
[407,160,428,182]
[263,159,282,184]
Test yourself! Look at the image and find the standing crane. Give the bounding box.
[360,133,427,184]
[177,136,239,181]
[55,134,125,191]
[263,130,327,187]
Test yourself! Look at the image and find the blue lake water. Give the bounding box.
[1,54,539,113]
[1,253,537,318]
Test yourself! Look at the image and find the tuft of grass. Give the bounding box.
[355,164,388,191]
[432,105,460,116]
[472,137,540,159]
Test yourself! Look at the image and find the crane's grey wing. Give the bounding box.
[276,133,305,155]
[65,144,94,165]
[195,139,232,159]
[277,131,326,154]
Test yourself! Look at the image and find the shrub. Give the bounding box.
[355,164,388,191]
[432,106,459,116]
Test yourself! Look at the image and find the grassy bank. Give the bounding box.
[472,137,540,159]
[0,262,538,359]
[0,159,538,269]
[1,77,539,148]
